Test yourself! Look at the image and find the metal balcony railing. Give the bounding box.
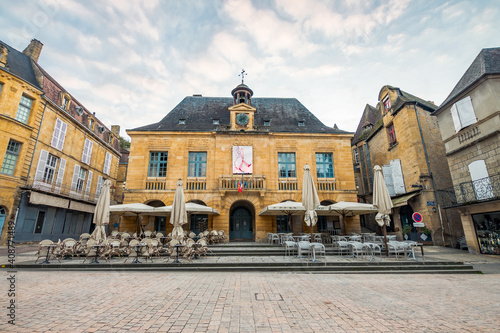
[24,178,99,203]
[438,174,500,207]
[219,175,266,191]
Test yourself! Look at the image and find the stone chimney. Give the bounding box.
[22,39,43,62]
[111,125,120,136]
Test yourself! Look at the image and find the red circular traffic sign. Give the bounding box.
[412,212,423,223]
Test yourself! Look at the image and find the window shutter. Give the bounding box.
[450,104,461,132]
[96,175,104,198]
[58,121,67,150]
[54,158,66,193]
[34,150,49,184]
[104,152,111,175]
[51,119,61,148]
[468,160,493,200]
[382,164,395,197]
[391,159,406,195]
[71,164,80,190]
[85,171,93,193]
[456,96,476,128]
[87,140,93,164]
[81,139,88,163]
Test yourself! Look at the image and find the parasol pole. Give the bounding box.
[382,224,388,257]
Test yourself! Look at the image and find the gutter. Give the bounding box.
[414,103,450,246]
[25,98,47,185]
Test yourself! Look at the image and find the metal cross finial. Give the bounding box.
[239,69,247,84]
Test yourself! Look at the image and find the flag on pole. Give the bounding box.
[238,181,243,193]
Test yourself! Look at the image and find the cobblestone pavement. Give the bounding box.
[1,270,499,332]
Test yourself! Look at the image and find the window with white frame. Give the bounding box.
[450,96,476,132]
[103,152,112,175]
[62,96,70,110]
[81,138,93,164]
[15,95,33,124]
[71,165,87,192]
[51,118,68,151]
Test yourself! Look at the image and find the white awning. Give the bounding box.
[29,192,69,209]
[69,200,96,213]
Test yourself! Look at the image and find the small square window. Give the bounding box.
[178,119,186,125]
[387,123,397,146]
[298,121,305,127]
[264,120,270,126]
[213,119,220,125]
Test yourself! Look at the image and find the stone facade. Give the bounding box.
[432,48,500,254]
[0,39,121,244]
[124,84,358,241]
[352,85,461,246]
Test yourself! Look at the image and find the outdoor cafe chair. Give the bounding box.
[189,231,197,239]
[59,239,78,259]
[82,238,100,263]
[269,233,280,245]
[348,241,366,259]
[143,230,153,238]
[310,242,326,259]
[35,239,59,264]
[297,241,312,259]
[313,233,323,243]
[333,241,351,256]
[283,241,297,256]
[155,232,164,239]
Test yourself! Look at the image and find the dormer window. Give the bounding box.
[298,121,305,127]
[62,97,70,110]
[383,95,391,113]
[213,119,220,125]
[264,120,270,126]
[88,118,95,130]
[61,92,72,111]
[178,119,186,125]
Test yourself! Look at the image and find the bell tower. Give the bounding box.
[229,69,256,130]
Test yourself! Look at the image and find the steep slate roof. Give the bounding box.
[352,86,437,146]
[352,104,378,145]
[0,40,42,90]
[131,96,350,134]
[437,47,500,110]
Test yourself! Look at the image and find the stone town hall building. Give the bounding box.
[123,81,358,241]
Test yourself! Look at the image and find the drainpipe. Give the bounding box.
[414,103,447,246]
[25,98,48,184]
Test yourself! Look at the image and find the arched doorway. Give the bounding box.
[230,202,254,240]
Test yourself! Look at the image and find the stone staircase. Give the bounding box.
[10,242,481,274]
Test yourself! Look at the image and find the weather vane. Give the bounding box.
[239,69,247,84]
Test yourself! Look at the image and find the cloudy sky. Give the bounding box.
[1,0,499,140]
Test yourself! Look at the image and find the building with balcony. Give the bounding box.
[0,39,121,244]
[351,85,461,246]
[432,47,500,254]
[124,81,357,241]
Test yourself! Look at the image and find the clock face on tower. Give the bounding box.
[235,113,249,126]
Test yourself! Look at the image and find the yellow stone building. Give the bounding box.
[351,85,461,246]
[124,82,358,241]
[0,39,121,244]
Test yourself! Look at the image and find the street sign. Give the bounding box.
[427,201,435,206]
[412,212,423,223]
